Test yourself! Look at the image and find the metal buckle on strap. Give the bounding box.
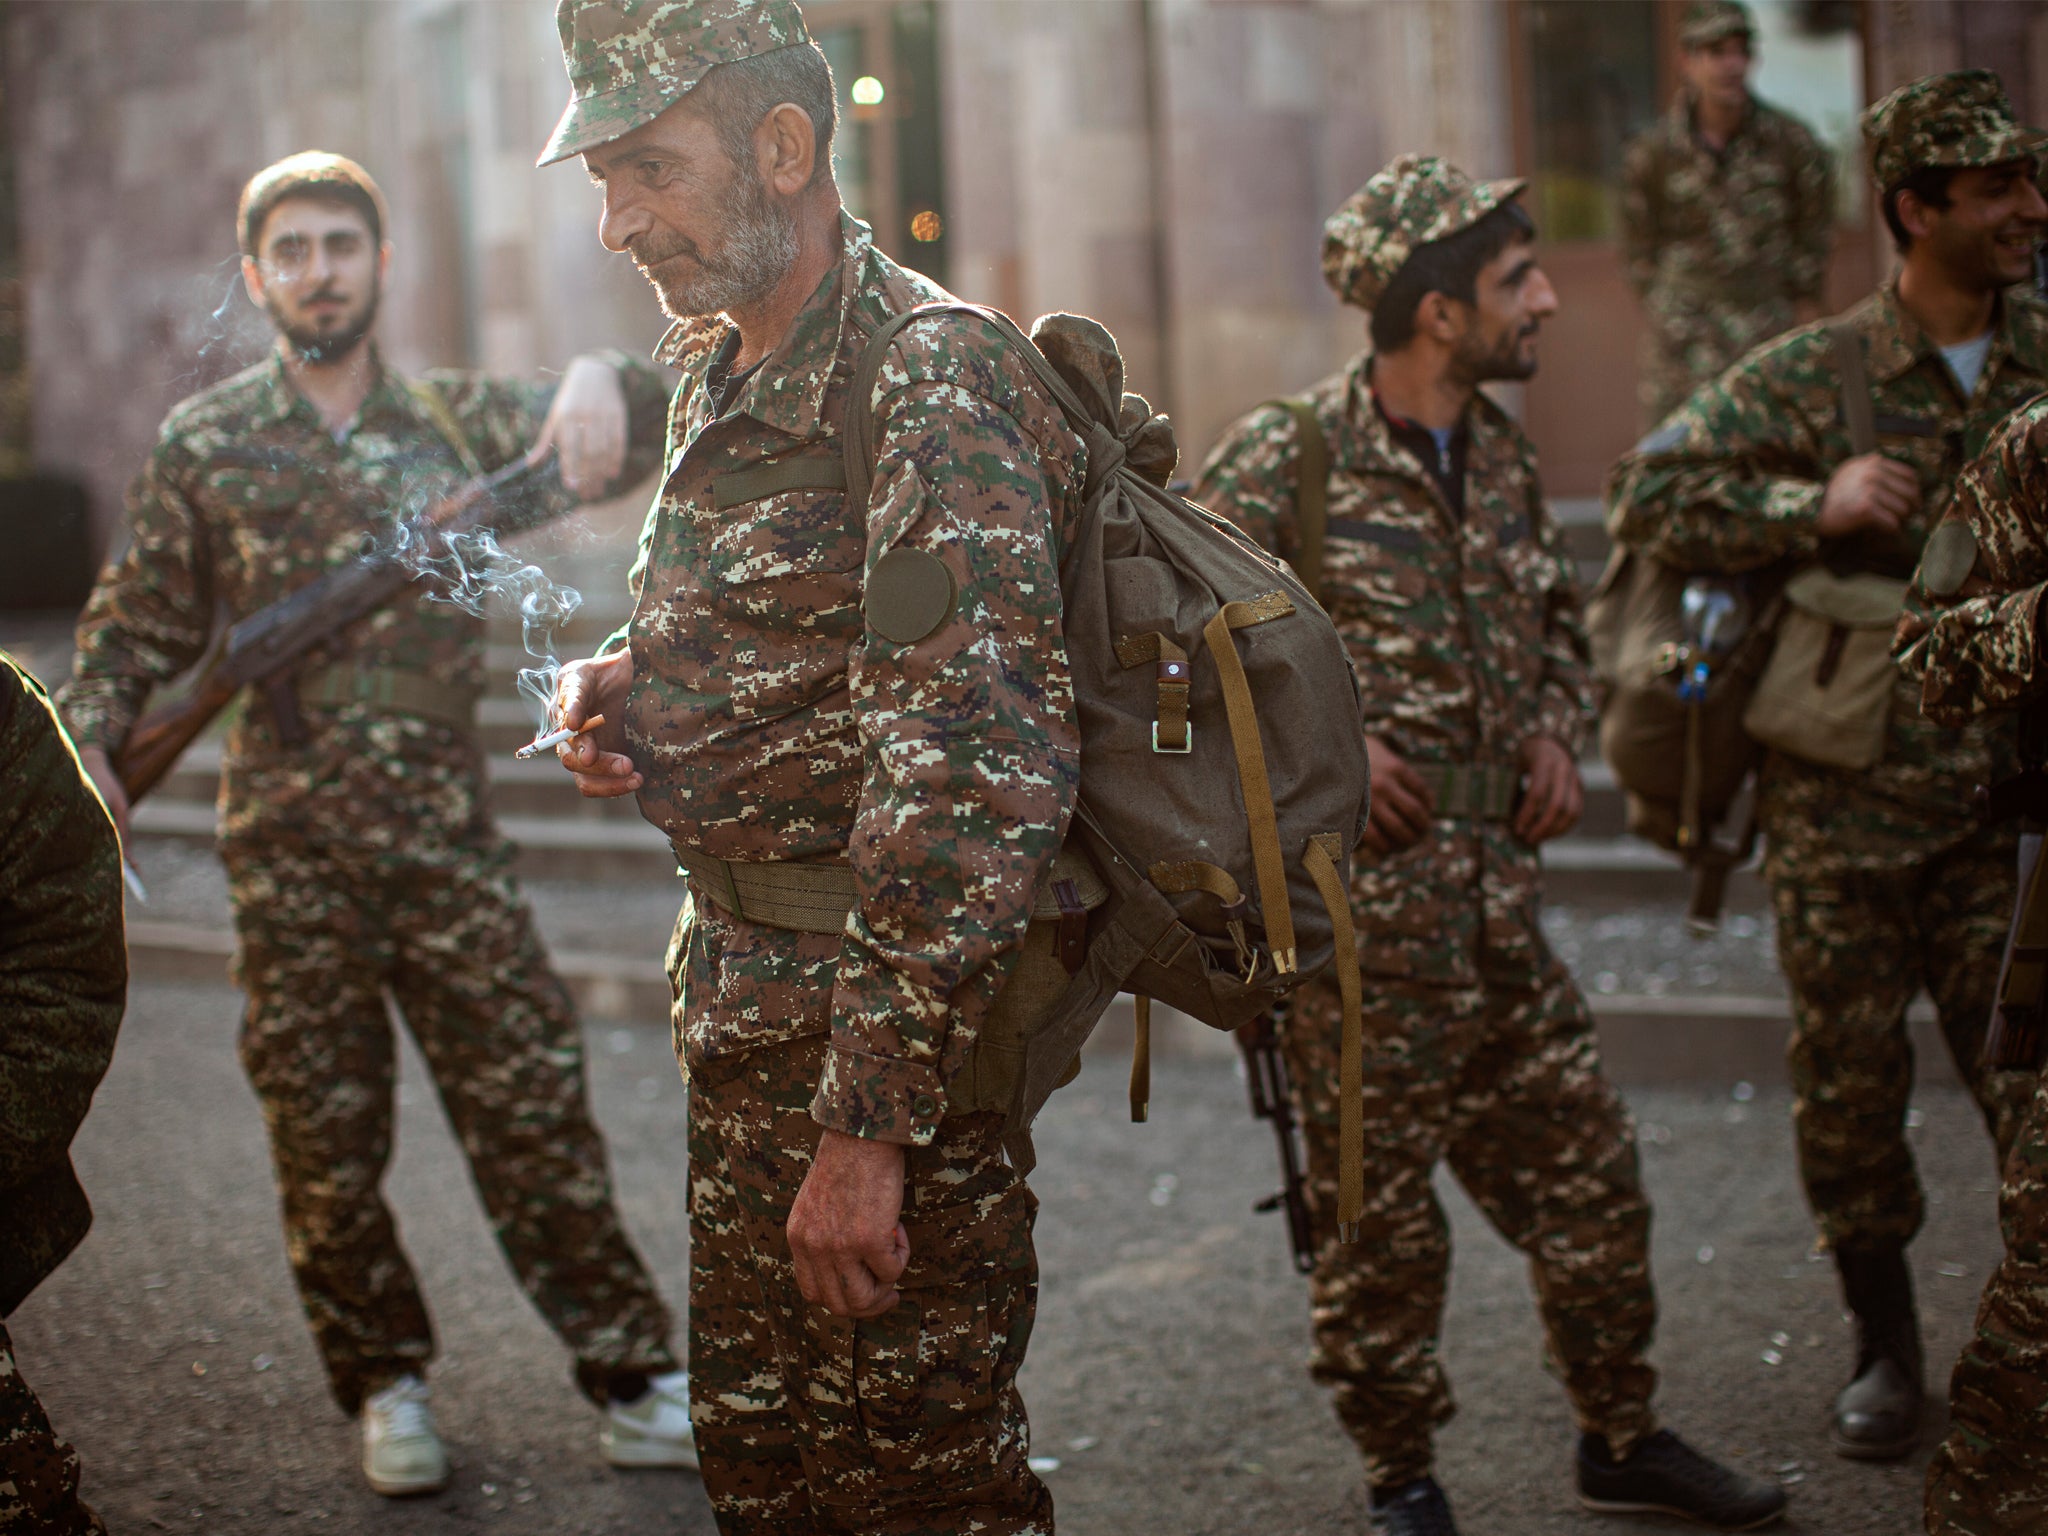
[1152,720,1193,754]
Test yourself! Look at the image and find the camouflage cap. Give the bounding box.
[1863,69,2047,190]
[1322,154,1528,313]
[1678,1,1753,49]
[538,0,811,167]
[238,151,389,257]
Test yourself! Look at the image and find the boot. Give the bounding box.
[1830,1243,1923,1460]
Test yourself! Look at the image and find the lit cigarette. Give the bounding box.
[123,861,148,903]
[515,713,605,759]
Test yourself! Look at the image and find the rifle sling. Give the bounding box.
[300,664,480,729]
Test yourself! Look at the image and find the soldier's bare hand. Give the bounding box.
[788,1130,910,1319]
[1361,736,1433,857]
[552,651,642,798]
[77,745,131,848]
[536,354,628,501]
[1818,453,1918,539]
[1514,735,1583,845]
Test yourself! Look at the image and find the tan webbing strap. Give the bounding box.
[1409,763,1519,821]
[405,380,486,481]
[1829,320,1878,457]
[1130,994,1152,1123]
[1202,604,1298,974]
[1262,397,1329,610]
[1146,860,1244,904]
[1114,632,1193,753]
[301,664,479,729]
[1302,834,1363,1240]
[1219,590,1295,629]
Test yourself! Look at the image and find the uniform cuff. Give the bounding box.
[810,1044,946,1146]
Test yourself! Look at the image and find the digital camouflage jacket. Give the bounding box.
[1192,353,1596,772]
[619,213,1086,1146]
[62,346,667,850]
[0,652,125,1316]
[1607,284,2048,876]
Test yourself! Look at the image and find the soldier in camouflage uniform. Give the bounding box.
[542,3,1086,1530]
[1608,71,2048,1464]
[1621,0,1835,425]
[59,152,693,1493]
[1194,155,1785,1536]
[0,652,126,1536]
[1894,407,2048,1534]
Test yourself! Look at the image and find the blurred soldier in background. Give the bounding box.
[1195,155,1786,1536]
[0,651,126,1536]
[58,152,691,1495]
[1621,0,1835,424]
[1609,71,2048,1464]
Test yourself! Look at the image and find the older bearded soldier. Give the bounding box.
[542,2,1086,1532]
[1194,156,1786,1536]
[61,152,692,1494]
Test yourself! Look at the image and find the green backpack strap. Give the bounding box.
[1260,397,1328,609]
[1828,320,1878,456]
[405,378,485,480]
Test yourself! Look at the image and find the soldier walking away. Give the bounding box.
[1609,72,2048,1465]
[1895,398,2048,1536]
[1621,0,1835,426]
[542,1,1090,1530]
[0,652,126,1536]
[1194,155,1786,1536]
[58,152,694,1495]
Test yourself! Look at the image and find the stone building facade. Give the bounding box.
[11,0,2048,565]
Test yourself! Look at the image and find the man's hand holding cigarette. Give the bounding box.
[550,651,643,798]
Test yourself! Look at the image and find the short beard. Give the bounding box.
[1451,324,1540,386]
[269,278,379,365]
[640,155,799,321]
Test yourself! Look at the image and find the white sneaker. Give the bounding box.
[600,1368,699,1470]
[361,1375,450,1495]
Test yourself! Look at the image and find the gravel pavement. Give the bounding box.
[11,978,2012,1535]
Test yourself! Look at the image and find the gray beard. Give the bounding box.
[650,169,800,321]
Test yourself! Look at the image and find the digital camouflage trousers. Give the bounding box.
[225,831,675,1414]
[1769,830,2035,1252]
[0,1321,103,1536]
[686,1032,1050,1536]
[1284,827,1658,1490]
[1925,1062,2048,1536]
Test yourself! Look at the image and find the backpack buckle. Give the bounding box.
[1152,720,1193,754]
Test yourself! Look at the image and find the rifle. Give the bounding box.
[1976,762,2048,1073]
[1236,1010,1316,1274]
[113,448,557,803]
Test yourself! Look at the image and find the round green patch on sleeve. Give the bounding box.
[1921,521,1980,598]
[865,546,956,644]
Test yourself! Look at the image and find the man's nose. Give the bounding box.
[2021,177,2048,225]
[1528,268,1561,318]
[599,185,651,255]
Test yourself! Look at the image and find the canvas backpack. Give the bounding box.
[850,305,1371,1231]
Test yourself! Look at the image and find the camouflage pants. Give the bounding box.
[686,1033,1050,1536]
[0,1320,103,1536]
[1769,831,2035,1251]
[224,832,675,1414]
[1925,1062,2048,1536]
[1285,826,1658,1489]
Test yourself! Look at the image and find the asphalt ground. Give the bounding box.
[12,978,2011,1535]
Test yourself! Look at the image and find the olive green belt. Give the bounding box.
[673,844,1109,933]
[1410,762,1519,821]
[300,664,480,729]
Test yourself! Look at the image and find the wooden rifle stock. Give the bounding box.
[108,447,555,807]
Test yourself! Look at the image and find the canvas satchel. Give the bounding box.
[1740,565,1909,771]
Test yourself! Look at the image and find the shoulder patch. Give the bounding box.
[865,546,956,645]
[1631,417,1690,456]
[1920,521,1980,599]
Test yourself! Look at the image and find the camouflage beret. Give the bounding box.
[538,0,811,167]
[1322,154,1528,313]
[1678,1,1753,49]
[237,151,389,257]
[1863,69,2047,191]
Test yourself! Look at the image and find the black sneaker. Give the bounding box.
[1576,1431,1787,1530]
[1369,1476,1459,1536]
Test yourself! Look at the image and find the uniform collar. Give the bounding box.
[1344,352,1508,474]
[249,342,402,433]
[1674,88,1757,148]
[654,210,877,443]
[1861,280,2048,386]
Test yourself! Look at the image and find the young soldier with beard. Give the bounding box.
[1609,72,2048,1465]
[1194,155,1786,1536]
[60,152,694,1495]
[541,2,1089,1530]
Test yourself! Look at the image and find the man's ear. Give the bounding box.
[1896,189,1939,245]
[241,254,266,311]
[1418,291,1462,343]
[378,240,393,286]
[759,101,817,197]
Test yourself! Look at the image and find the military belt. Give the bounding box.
[1411,761,1519,821]
[673,843,1110,933]
[301,664,480,729]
